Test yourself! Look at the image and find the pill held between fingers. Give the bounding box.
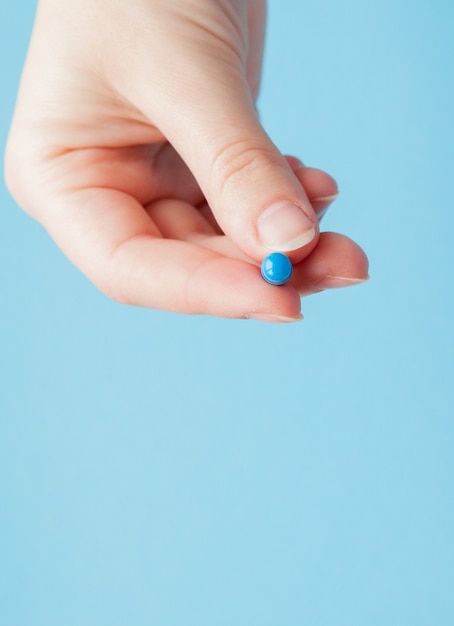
[261,252,293,286]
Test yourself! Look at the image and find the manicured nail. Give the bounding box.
[316,275,370,289]
[249,313,304,323]
[258,201,316,252]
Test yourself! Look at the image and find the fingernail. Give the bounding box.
[312,194,339,221]
[316,274,370,289]
[258,201,316,252]
[249,313,304,323]
[311,192,339,206]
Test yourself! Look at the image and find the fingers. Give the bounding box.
[147,199,369,298]
[194,230,369,299]
[37,181,367,319]
[292,232,369,296]
[41,188,302,320]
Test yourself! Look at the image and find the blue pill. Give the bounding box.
[261,252,293,286]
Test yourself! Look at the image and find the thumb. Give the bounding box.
[143,55,318,263]
[167,85,316,262]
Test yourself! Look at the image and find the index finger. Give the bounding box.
[40,187,302,320]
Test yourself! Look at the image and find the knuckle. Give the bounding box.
[102,234,150,307]
[210,138,273,198]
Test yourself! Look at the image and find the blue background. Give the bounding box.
[1,1,453,624]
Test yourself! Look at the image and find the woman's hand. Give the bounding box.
[5,0,368,321]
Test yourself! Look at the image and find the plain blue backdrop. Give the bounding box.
[1,1,453,625]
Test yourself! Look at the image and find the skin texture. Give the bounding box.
[4,0,368,321]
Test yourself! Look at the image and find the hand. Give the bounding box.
[5,0,368,321]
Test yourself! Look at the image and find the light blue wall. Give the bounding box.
[1,1,452,624]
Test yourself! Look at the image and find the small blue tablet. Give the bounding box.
[261,252,293,286]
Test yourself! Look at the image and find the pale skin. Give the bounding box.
[5,0,368,322]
